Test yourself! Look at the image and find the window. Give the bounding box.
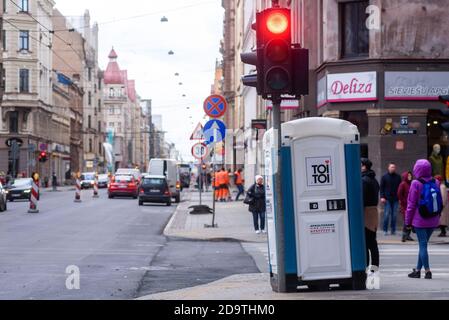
[2,30,6,50]
[19,30,29,51]
[108,106,114,115]
[109,88,114,97]
[3,0,6,13]
[340,1,369,58]
[88,115,91,129]
[19,0,28,12]
[88,91,92,106]
[99,142,103,156]
[1,68,5,91]
[108,122,115,128]
[98,121,101,132]
[88,68,92,81]
[19,69,29,93]
[117,122,122,133]
[9,111,19,133]
[89,139,93,153]
[115,106,121,115]
[98,99,102,112]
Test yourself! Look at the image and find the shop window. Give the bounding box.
[342,111,369,157]
[340,1,369,58]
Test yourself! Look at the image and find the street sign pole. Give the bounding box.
[199,161,202,206]
[272,96,286,293]
[205,128,219,228]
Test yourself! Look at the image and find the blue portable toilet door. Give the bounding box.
[291,136,352,281]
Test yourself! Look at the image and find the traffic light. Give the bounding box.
[38,151,48,163]
[240,7,309,99]
[439,95,449,107]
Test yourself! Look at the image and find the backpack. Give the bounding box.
[418,179,443,219]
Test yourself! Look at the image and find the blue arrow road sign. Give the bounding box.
[203,119,226,144]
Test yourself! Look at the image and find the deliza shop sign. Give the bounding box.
[306,156,333,187]
[327,72,377,102]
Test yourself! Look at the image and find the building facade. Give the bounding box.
[228,0,449,184]
[1,0,56,179]
[295,0,449,177]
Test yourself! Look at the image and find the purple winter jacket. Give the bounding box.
[405,159,441,228]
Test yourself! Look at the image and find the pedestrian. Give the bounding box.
[234,168,245,201]
[206,172,212,192]
[361,158,380,274]
[217,168,227,202]
[398,171,414,242]
[52,172,57,191]
[246,175,266,234]
[406,159,442,279]
[380,163,402,235]
[435,175,449,237]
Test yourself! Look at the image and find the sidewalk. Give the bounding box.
[138,189,449,300]
[40,185,76,193]
[164,189,267,244]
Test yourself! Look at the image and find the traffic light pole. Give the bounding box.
[272,96,287,293]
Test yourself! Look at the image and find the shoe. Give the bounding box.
[401,234,407,242]
[256,230,261,234]
[438,233,447,238]
[408,269,421,278]
[406,236,415,241]
[425,271,432,279]
[262,230,267,234]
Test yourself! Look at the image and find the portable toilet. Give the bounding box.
[264,117,366,292]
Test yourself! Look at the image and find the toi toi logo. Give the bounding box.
[65,265,80,290]
[311,162,331,184]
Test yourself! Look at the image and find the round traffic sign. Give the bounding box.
[191,143,209,160]
[203,95,227,118]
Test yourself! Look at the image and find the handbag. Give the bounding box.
[243,193,255,205]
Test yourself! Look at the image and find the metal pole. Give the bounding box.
[211,131,217,227]
[199,162,202,205]
[272,97,286,293]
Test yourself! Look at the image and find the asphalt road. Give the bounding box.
[0,188,258,300]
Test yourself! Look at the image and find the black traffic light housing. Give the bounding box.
[240,7,309,100]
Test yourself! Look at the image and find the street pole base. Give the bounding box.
[188,205,213,215]
[204,224,218,228]
[28,209,39,214]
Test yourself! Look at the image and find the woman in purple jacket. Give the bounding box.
[406,159,441,279]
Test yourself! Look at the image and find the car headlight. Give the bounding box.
[24,190,31,193]
[91,181,95,185]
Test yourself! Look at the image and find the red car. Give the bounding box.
[108,175,138,199]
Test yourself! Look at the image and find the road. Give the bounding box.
[0,188,258,300]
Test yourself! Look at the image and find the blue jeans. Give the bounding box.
[383,201,399,234]
[415,228,434,271]
[236,185,244,201]
[252,211,266,231]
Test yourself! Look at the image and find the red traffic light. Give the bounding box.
[439,95,449,107]
[40,152,47,157]
[266,11,289,34]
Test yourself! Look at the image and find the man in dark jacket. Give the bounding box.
[246,175,266,234]
[380,163,402,236]
[362,158,380,271]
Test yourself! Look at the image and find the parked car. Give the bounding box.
[108,175,138,199]
[6,178,39,202]
[148,159,181,203]
[138,175,171,206]
[0,182,8,212]
[80,172,96,189]
[97,174,109,188]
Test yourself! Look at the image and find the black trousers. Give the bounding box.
[365,228,379,268]
[252,211,266,231]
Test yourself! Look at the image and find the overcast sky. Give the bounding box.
[55,0,224,161]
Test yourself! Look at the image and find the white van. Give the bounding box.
[148,159,181,203]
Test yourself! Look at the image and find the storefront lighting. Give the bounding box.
[433,121,439,125]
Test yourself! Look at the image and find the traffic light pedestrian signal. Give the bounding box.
[439,95,449,107]
[38,151,48,163]
[240,7,309,99]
